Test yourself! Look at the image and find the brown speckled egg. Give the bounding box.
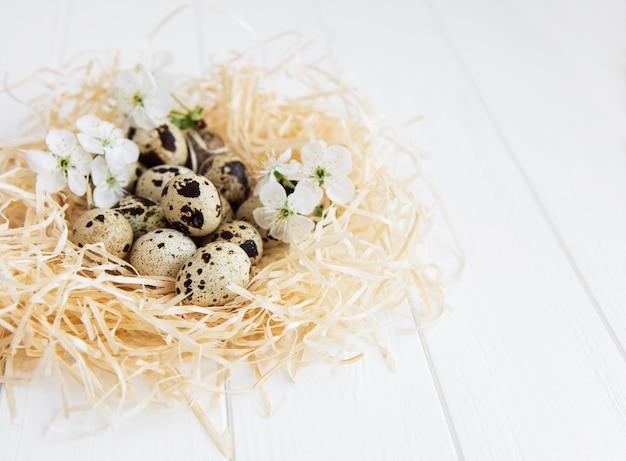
[129,121,188,168]
[71,208,133,259]
[161,173,221,237]
[129,229,196,278]
[198,152,250,209]
[176,241,250,306]
[135,164,193,202]
[202,220,263,265]
[113,195,169,239]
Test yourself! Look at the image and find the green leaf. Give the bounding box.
[169,94,205,130]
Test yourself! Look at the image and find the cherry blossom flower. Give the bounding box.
[253,148,299,196]
[114,55,173,130]
[253,178,318,243]
[76,115,139,165]
[90,156,130,208]
[295,139,355,205]
[26,129,91,196]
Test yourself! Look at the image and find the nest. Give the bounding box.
[0,46,446,439]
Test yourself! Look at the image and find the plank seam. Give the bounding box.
[225,377,236,461]
[422,0,626,364]
[418,331,466,461]
[54,0,74,67]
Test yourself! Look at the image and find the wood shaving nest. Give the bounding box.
[0,49,446,422]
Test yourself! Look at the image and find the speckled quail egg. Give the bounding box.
[129,121,188,168]
[176,241,250,306]
[200,220,263,265]
[198,152,250,209]
[135,164,193,202]
[235,196,277,246]
[113,195,169,239]
[129,229,196,278]
[161,173,222,237]
[185,129,228,171]
[70,208,133,259]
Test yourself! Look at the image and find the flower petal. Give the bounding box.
[144,89,172,120]
[67,169,88,196]
[289,181,320,214]
[252,206,277,230]
[76,133,105,155]
[70,146,93,176]
[284,214,314,243]
[268,219,288,242]
[90,156,108,185]
[281,160,302,181]
[277,148,292,163]
[116,138,139,163]
[325,176,355,205]
[253,175,270,196]
[38,171,66,193]
[26,150,57,175]
[326,144,352,176]
[75,114,102,136]
[115,69,139,94]
[136,68,157,92]
[97,120,117,139]
[93,185,120,208]
[259,178,287,209]
[46,129,77,155]
[300,139,327,168]
[131,110,157,131]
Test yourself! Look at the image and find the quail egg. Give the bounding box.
[198,152,250,209]
[201,220,263,265]
[161,173,222,237]
[135,164,193,202]
[176,241,250,306]
[113,195,169,239]
[70,208,133,259]
[129,121,188,168]
[129,229,196,278]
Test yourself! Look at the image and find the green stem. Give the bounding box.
[170,93,191,111]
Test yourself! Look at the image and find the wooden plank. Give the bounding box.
[427,0,626,351]
[314,0,626,459]
[227,334,460,461]
[0,1,70,140]
[0,374,231,460]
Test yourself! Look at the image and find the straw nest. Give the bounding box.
[0,49,446,424]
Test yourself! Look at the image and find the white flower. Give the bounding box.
[90,156,130,208]
[26,129,91,196]
[253,179,317,243]
[295,139,355,205]
[253,148,299,196]
[114,64,173,130]
[76,115,139,165]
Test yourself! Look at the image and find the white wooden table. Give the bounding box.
[2,0,626,459]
